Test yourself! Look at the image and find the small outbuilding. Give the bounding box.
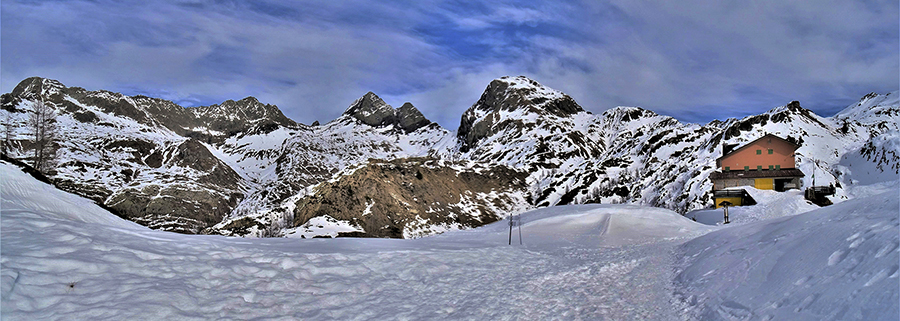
[710,134,805,208]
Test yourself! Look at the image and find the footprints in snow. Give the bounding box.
[828,221,899,268]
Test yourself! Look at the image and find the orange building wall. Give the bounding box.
[720,137,797,170]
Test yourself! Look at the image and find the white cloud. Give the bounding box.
[1,0,896,126]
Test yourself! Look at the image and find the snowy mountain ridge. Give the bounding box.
[1,76,897,238]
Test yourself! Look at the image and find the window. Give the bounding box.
[775,165,781,170]
[724,166,730,172]
[769,165,774,170]
[757,165,763,170]
[744,166,749,171]
[756,149,761,155]
[768,149,773,154]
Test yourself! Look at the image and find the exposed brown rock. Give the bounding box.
[292,157,528,238]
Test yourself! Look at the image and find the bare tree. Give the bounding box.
[2,109,13,156]
[29,99,57,173]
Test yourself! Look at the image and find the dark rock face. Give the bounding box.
[107,185,242,234]
[172,139,243,187]
[344,92,396,127]
[11,77,61,99]
[396,102,433,132]
[291,158,528,238]
[78,138,244,234]
[72,111,98,123]
[343,92,433,133]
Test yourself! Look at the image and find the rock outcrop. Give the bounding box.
[344,92,433,133]
[458,76,584,151]
[290,158,528,238]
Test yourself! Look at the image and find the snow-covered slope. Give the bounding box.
[3,159,896,319]
[675,188,899,320]
[0,160,143,229]
[523,92,900,214]
[0,160,706,319]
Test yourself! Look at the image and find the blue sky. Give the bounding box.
[2,0,898,128]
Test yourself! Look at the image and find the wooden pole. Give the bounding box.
[518,220,523,245]
[508,214,512,245]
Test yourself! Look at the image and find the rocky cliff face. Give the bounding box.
[2,76,896,238]
[286,158,528,238]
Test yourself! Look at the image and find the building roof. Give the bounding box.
[709,168,805,179]
[717,134,801,163]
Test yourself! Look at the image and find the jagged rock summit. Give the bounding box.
[342,92,433,133]
[474,75,583,116]
[458,75,585,151]
[190,96,298,136]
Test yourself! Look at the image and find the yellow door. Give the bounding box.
[755,178,774,190]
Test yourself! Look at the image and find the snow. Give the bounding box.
[836,130,900,185]
[675,188,899,320]
[2,161,898,319]
[499,76,565,101]
[284,215,365,239]
[688,187,819,226]
[0,165,142,231]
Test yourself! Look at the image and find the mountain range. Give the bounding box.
[1,76,897,238]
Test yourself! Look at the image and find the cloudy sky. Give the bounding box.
[2,0,897,128]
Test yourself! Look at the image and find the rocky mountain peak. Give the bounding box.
[341,92,433,133]
[601,106,659,123]
[763,100,834,128]
[765,100,804,115]
[208,96,270,115]
[457,76,585,151]
[10,77,66,100]
[238,96,259,104]
[343,91,395,126]
[191,96,297,136]
[474,76,584,117]
[396,102,433,133]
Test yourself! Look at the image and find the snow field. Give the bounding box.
[688,187,820,226]
[2,161,898,320]
[2,162,714,319]
[675,188,900,320]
